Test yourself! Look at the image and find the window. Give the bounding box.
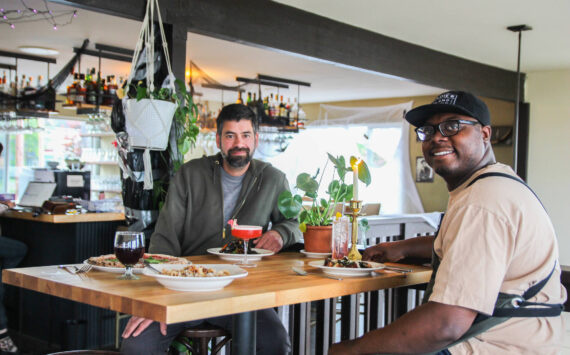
[258,102,423,214]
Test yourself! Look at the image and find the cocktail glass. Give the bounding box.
[232,225,262,268]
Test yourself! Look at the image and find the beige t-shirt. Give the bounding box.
[429,163,566,354]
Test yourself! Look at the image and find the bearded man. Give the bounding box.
[121,103,301,355]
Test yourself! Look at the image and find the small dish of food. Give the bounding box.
[207,240,274,262]
[308,257,385,277]
[143,264,248,291]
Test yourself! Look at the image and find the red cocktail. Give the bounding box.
[232,225,262,267]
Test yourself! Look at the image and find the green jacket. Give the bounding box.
[149,153,301,256]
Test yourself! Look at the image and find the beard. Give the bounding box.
[223,147,254,168]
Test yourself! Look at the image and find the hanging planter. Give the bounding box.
[122,0,176,190]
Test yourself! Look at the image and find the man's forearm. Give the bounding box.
[334,302,475,354]
[398,236,434,259]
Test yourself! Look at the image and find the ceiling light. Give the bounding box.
[19,46,59,56]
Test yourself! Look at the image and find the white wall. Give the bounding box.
[526,69,570,265]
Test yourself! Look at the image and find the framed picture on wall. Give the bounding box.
[416,157,434,183]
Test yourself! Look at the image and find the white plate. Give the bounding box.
[308,260,385,277]
[300,249,332,258]
[207,247,274,261]
[83,260,145,274]
[143,264,248,292]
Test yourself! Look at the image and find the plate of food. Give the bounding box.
[207,240,274,262]
[85,253,190,274]
[300,249,332,258]
[308,257,385,277]
[143,264,248,291]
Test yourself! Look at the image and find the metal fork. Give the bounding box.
[73,264,93,274]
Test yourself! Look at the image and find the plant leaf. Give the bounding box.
[299,222,307,233]
[277,191,302,219]
[358,161,372,186]
[296,173,318,194]
[350,156,372,186]
[327,180,340,196]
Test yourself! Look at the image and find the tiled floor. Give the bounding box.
[563,312,570,353]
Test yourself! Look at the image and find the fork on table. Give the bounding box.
[59,264,93,279]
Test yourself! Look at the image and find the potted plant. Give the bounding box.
[278,153,371,252]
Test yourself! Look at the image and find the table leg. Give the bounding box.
[232,311,256,355]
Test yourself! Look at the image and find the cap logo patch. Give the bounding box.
[433,93,458,105]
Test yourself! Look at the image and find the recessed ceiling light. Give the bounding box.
[18,46,59,56]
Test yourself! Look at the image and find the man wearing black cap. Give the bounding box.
[329,91,566,354]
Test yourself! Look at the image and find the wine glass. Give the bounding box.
[231,225,262,268]
[114,231,145,280]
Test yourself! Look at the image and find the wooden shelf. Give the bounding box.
[83,161,119,166]
[80,132,115,137]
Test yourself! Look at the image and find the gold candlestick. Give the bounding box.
[347,200,362,261]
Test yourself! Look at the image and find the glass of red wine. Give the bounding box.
[232,225,262,268]
[114,231,145,280]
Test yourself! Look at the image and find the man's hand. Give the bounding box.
[122,316,167,338]
[363,242,406,263]
[329,340,357,355]
[253,230,283,252]
[363,237,434,262]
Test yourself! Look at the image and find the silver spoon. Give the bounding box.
[292,266,343,280]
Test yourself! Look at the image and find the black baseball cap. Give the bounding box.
[405,91,491,127]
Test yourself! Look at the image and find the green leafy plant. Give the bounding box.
[128,81,176,102]
[278,153,371,231]
[171,79,200,172]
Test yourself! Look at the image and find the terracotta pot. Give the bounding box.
[303,225,332,253]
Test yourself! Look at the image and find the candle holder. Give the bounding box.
[347,199,362,261]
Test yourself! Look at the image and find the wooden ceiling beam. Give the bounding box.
[50,0,521,101]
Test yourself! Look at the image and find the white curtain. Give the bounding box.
[265,101,424,214]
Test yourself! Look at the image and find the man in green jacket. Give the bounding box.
[121,103,301,355]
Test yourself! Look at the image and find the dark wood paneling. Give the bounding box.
[51,0,521,102]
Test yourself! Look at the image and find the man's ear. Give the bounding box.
[481,125,492,142]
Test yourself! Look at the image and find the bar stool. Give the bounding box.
[174,323,231,354]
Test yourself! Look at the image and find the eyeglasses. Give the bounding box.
[415,119,479,142]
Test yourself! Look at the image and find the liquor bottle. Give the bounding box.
[286,98,292,122]
[37,75,43,88]
[246,92,252,106]
[107,75,118,105]
[253,92,257,103]
[278,95,285,117]
[97,78,105,105]
[77,73,86,104]
[269,94,275,117]
[86,69,97,105]
[236,91,243,104]
[263,96,269,116]
[1,71,5,87]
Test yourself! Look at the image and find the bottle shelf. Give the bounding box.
[80,132,115,137]
[83,160,119,166]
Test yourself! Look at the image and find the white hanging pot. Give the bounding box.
[124,98,176,151]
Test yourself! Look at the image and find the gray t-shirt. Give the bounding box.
[221,168,245,225]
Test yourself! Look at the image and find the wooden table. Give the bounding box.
[3,252,431,354]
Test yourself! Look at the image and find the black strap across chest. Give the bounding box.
[467,172,546,211]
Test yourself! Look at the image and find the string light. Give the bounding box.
[0,0,78,31]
